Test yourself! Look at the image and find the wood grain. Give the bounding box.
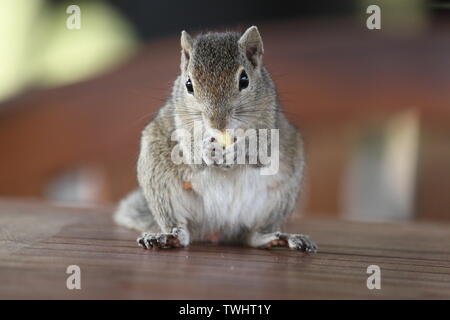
[0,199,449,299]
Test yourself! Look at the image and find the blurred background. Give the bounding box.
[0,0,449,222]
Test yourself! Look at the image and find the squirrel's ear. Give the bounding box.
[180,30,193,71]
[238,26,264,68]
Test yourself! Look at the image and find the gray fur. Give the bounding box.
[114,189,158,232]
[114,26,317,252]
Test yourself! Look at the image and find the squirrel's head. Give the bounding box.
[176,26,276,132]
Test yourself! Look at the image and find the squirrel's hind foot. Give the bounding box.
[137,227,189,249]
[137,233,180,249]
[250,232,318,253]
[281,233,318,253]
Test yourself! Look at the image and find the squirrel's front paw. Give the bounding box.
[137,227,189,249]
[201,135,240,169]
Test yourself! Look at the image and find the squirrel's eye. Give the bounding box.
[186,78,194,94]
[239,70,249,91]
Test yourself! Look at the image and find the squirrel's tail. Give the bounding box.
[113,189,158,232]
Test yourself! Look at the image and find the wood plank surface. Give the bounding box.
[0,198,449,299]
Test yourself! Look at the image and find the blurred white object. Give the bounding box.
[44,166,106,205]
[343,109,420,221]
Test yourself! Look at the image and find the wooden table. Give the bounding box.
[1,199,449,299]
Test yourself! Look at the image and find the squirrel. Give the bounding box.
[114,26,317,253]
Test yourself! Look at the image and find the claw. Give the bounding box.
[137,237,146,248]
[282,233,318,253]
[136,232,180,249]
[258,232,317,253]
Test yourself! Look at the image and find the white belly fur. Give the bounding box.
[189,166,276,239]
